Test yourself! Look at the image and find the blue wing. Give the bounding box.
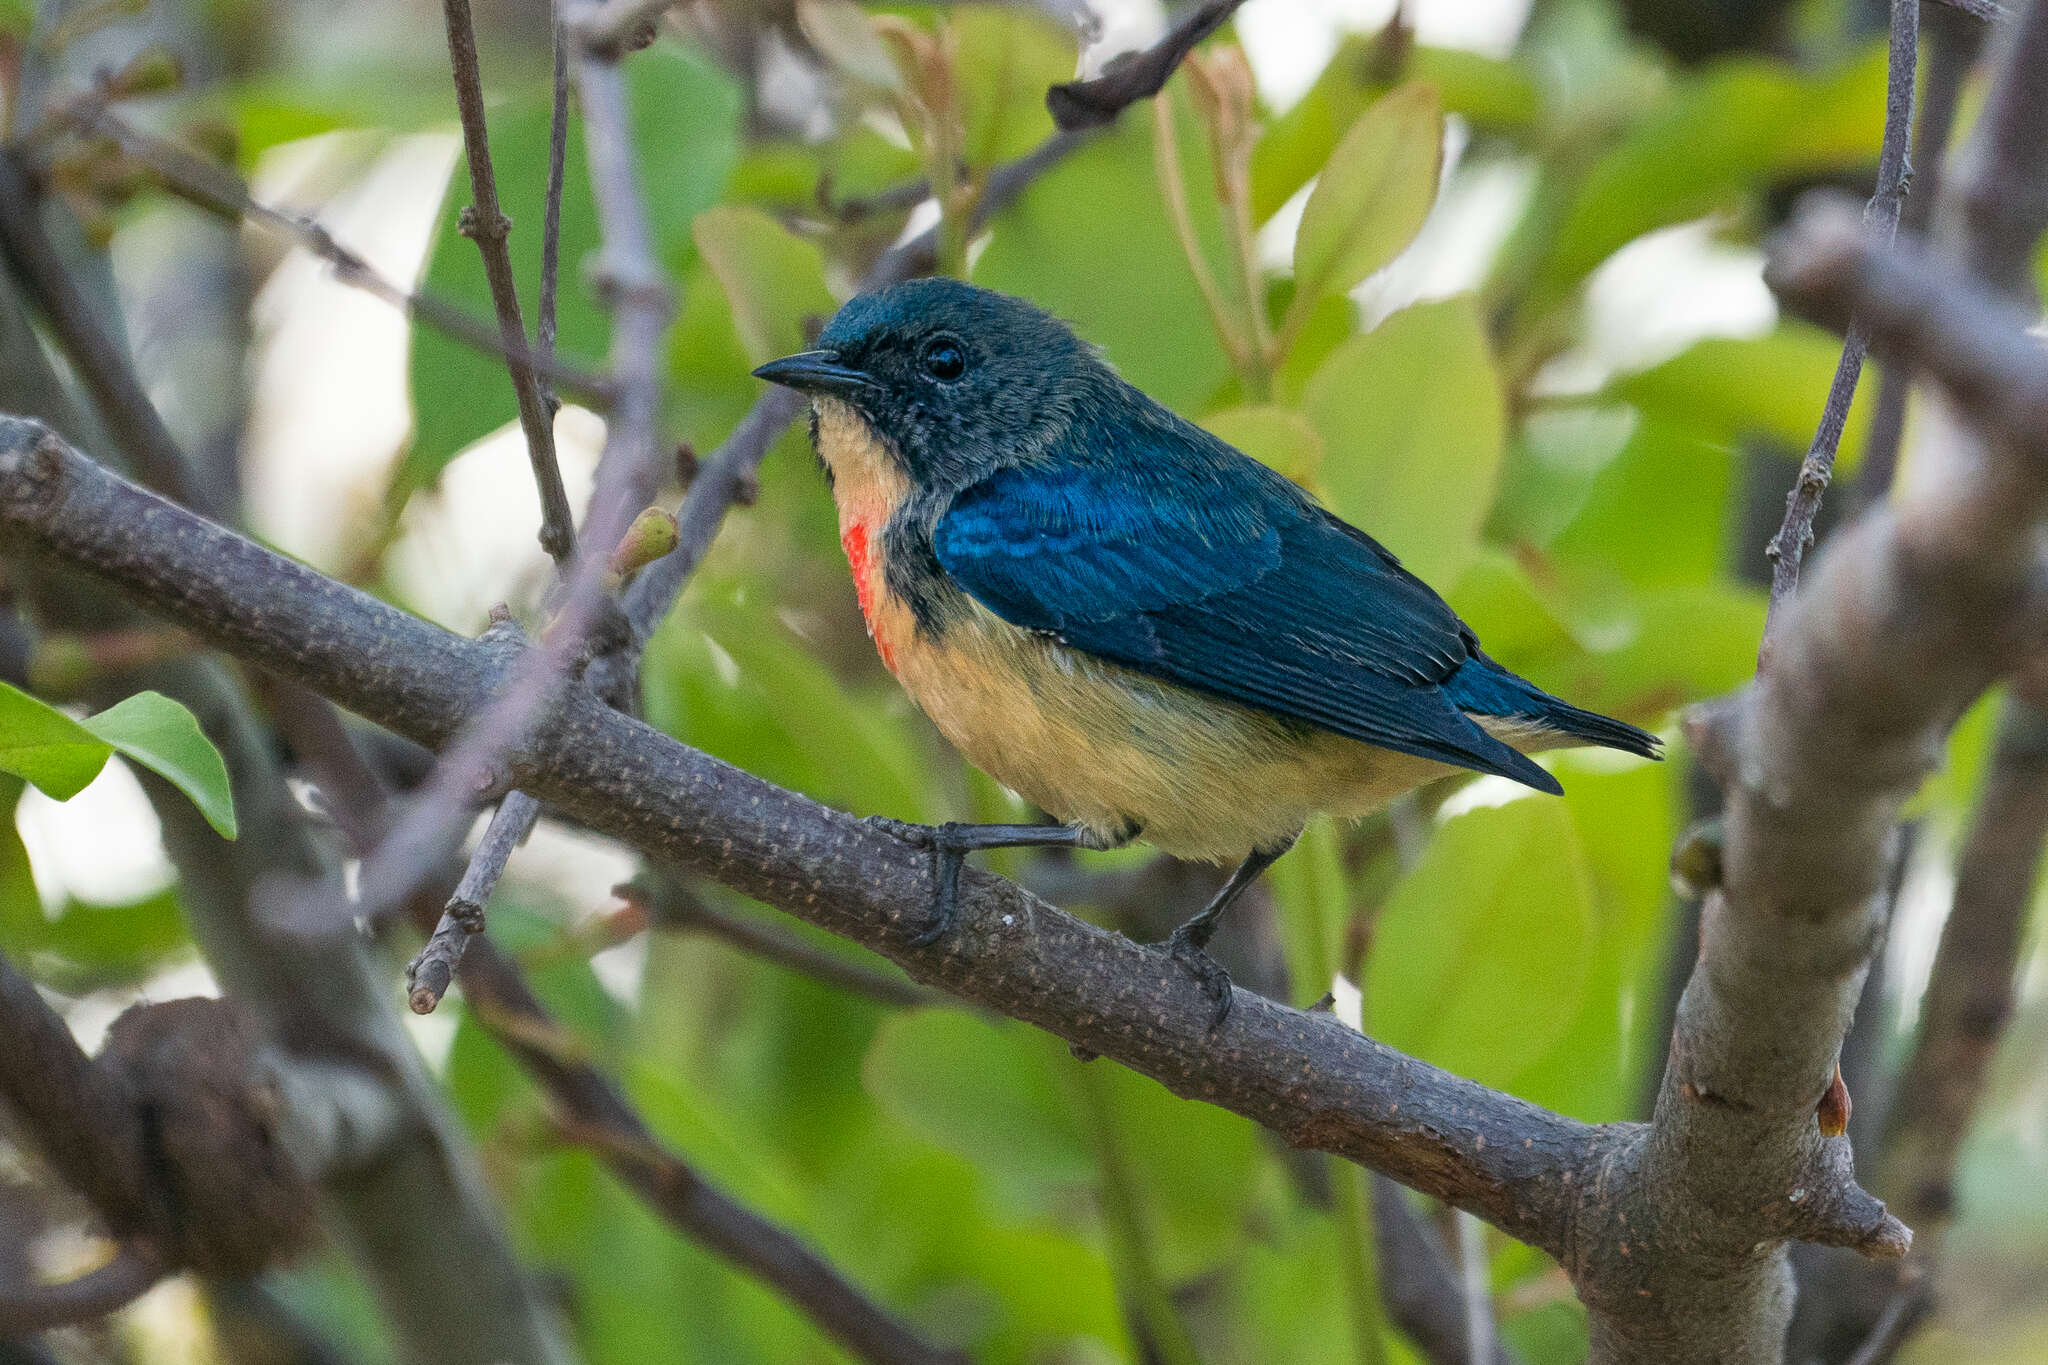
[930,416,1566,792]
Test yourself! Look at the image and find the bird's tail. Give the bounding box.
[1442,656,1662,761]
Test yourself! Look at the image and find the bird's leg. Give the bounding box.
[865,817,1138,948]
[1162,835,1298,1032]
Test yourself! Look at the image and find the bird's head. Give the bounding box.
[753,278,1097,490]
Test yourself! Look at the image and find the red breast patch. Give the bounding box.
[840,521,897,673]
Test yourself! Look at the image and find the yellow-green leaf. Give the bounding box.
[1291,82,1444,304]
[0,680,110,801]
[82,692,237,840]
[692,205,839,366]
[1200,405,1325,489]
[1299,297,1505,585]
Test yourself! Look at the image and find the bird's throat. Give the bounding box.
[815,397,914,674]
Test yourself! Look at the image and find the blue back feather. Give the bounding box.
[932,394,1657,792]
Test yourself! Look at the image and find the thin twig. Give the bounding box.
[640,875,939,1009]
[333,0,679,932]
[1877,699,2048,1243]
[1045,0,1251,131]
[267,693,964,1365]
[408,790,542,1013]
[1761,0,1919,630]
[442,0,578,564]
[539,5,571,412]
[1853,3,1988,509]
[0,153,226,514]
[1152,94,1251,373]
[1374,1180,1523,1365]
[1842,1276,1930,1365]
[61,106,613,404]
[413,3,581,1006]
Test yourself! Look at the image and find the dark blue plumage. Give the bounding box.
[930,410,1629,797]
[753,277,1660,1026]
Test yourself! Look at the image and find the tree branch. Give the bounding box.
[1879,700,2048,1258]
[40,104,614,406]
[1761,0,1918,621]
[459,936,969,1365]
[441,0,579,564]
[1579,5,2048,1350]
[0,1242,165,1337]
[408,789,542,1013]
[274,675,968,1365]
[0,153,227,515]
[637,874,941,1009]
[1045,0,1250,130]
[0,947,155,1236]
[0,418,1608,1243]
[1852,2,1989,509]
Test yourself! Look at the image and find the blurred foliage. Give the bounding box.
[4,0,2046,1362]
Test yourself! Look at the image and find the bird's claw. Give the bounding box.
[864,816,964,948]
[1164,924,1234,1032]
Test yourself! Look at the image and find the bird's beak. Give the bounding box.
[752,349,875,399]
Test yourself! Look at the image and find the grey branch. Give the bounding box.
[639,874,941,1009]
[1046,0,1250,130]
[1761,0,1919,619]
[407,789,542,1014]
[0,1242,164,1337]
[53,105,613,405]
[456,935,969,1365]
[0,421,1911,1321]
[441,0,580,563]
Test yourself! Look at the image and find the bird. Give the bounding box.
[754,278,1660,1027]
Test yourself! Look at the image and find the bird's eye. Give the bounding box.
[919,336,967,381]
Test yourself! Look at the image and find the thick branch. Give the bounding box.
[1583,5,2048,1348]
[0,418,1615,1257]
[1880,698,2048,1242]
[0,949,154,1235]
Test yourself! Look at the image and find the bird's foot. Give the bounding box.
[1163,923,1234,1033]
[862,816,968,948]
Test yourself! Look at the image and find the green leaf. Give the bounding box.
[1292,82,1444,305]
[974,115,1230,414]
[1299,297,1506,585]
[1368,797,1597,1092]
[82,691,238,840]
[1254,40,1540,223]
[862,1009,1093,1206]
[0,680,110,800]
[691,206,838,366]
[1199,405,1324,488]
[1607,324,1872,460]
[403,44,742,494]
[1533,43,1888,304]
[795,0,904,94]
[1546,417,1734,592]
